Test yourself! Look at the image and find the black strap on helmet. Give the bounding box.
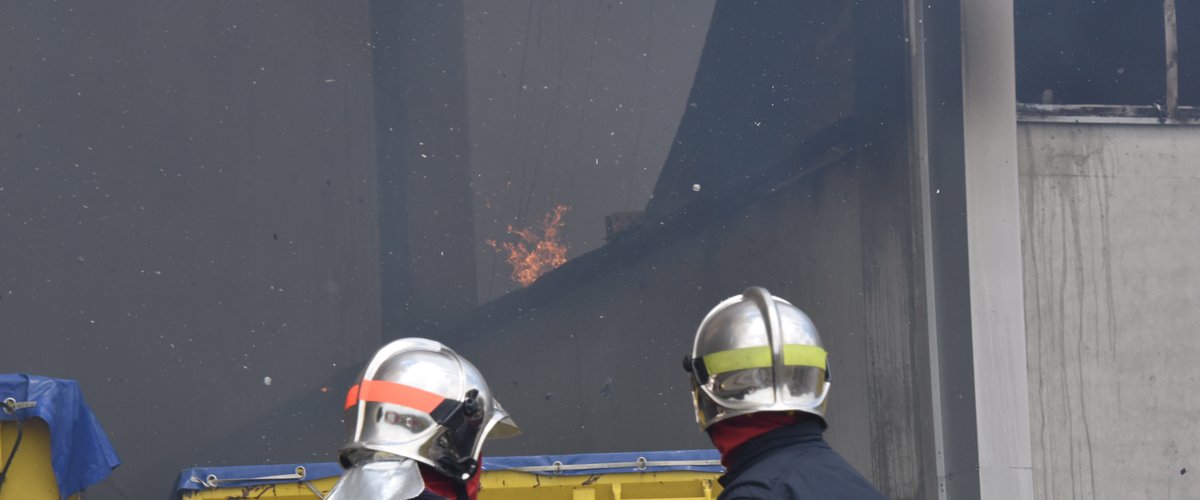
[432,389,485,489]
[681,355,710,383]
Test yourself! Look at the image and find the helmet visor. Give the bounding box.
[697,344,827,408]
[779,365,829,407]
[709,367,776,407]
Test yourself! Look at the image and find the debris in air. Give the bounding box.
[487,204,570,287]
[263,376,273,386]
[692,184,701,192]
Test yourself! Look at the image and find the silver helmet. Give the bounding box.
[683,287,831,430]
[327,338,519,499]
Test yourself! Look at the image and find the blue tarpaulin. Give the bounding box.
[0,374,121,499]
[174,449,722,495]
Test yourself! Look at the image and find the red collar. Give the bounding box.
[707,412,802,468]
[419,463,480,499]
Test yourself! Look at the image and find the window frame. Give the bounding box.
[1016,0,1199,125]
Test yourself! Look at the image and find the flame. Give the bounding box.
[487,204,570,287]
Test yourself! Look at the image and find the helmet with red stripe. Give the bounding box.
[328,338,519,499]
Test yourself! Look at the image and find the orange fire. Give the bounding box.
[487,204,570,287]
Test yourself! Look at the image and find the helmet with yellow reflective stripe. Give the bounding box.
[327,338,519,500]
[683,287,830,430]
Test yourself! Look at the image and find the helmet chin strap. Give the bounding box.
[437,455,479,500]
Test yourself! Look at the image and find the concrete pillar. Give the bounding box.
[960,0,1035,498]
[912,0,1034,498]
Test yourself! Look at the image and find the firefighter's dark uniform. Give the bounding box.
[717,419,888,500]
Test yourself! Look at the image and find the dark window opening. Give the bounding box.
[1177,0,1200,104]
[1016,0,1166,105]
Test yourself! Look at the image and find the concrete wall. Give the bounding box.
[0,2,380,497]
[1019,122,1200,499]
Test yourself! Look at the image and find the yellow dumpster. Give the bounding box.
[0,419,80,500]
[479,450,724,500]
[175,450,724,499]
[1,374,120,500]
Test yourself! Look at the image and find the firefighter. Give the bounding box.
[682,287,887,499]
[327,338,519,500]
